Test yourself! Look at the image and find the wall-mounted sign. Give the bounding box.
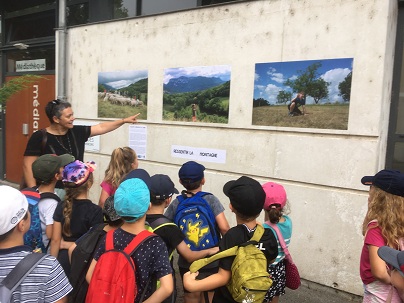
[74,120,100,152]
[16,59,46,72]
[171,145,226,164]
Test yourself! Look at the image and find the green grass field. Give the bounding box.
[252,104,349,129]
[98,98,147,120]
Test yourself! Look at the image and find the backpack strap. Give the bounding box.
[189,225,265,273]
[105,229,155,255]
[265,221,294,264]
[149,217,174,230]
[40,129,47,154]
[124,230,155,255]
[1,253,46,294]
[39,192,61,203]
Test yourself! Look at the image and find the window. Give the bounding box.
[6,47,55,73]
[387,4,404,171]
[5,10,55,42]
[67,2,89,26]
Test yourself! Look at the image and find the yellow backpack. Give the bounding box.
[190,225,272,303]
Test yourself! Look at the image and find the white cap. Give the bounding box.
[0,186,28,235]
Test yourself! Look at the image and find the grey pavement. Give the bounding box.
[173,252,363,303]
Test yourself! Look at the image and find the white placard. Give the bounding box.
[16,59,46,72]
[129,125,147,159]
[171,145,226,164]
[74,120,100,152]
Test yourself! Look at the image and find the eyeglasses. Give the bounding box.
[51,99,61,105]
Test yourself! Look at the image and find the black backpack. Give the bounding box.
[68,223,107,303]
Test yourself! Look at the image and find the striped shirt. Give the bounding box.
[263,215,293,265]
[0,245,72,302]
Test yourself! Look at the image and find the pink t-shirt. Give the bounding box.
[360,224,387,284]
[100,181,117,196]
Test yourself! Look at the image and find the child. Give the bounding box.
[68,195,124,303]
[0,185,72,302]
[147,174,220,303]
[360,169,404,302]
[164,161,230,303]
[30,153,75,251]
[99,146,138,207]
[262,182,292,303]
[86,177,174,302]
[183,176,278,303]
[378,246,404,301]
[50,160,104,276]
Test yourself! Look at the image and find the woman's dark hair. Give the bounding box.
[45,99,72,124]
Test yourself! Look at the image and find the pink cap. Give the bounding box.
[262,182,287,210]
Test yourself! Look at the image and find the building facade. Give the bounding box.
[2,0,404,296]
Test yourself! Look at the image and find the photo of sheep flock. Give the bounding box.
[98,70,148,119]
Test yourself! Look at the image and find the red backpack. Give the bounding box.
[85,229,155,303]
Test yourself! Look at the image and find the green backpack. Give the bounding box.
[190,225,272,303]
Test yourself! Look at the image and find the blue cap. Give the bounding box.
[361,169,404,197]
[178,161,205,184]
[121,169,151,188]
[114,178,150,222]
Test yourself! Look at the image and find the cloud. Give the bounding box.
[164,65,231,84]
[321,68,351,102]
[254,83,283,104]
[98,70,148,86]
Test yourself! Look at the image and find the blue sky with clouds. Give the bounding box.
[164,65,231,84]
[254,58,353,105]
[98,70,148,89]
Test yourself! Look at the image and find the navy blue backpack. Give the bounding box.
[174,191,219,251]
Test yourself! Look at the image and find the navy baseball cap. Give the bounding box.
[150,174,179,200]
[121,168,151,188]
[361,169,404,197]
[178,161,205,184]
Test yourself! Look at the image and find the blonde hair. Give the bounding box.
[104,147,137,188]
[62,173,93,237]
[362,186,404,248]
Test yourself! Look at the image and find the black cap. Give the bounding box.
[150,174,179,200]
[361,169,404,197]
[223,176,265,217]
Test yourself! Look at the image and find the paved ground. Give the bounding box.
[173,253,363,303]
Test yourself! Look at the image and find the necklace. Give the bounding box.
[54,131,73,154]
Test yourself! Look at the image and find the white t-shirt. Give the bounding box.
[38,197,58,249]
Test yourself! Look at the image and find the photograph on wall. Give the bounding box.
[253,58,353,129]
[163,65,231,123]
[98,70,148,120]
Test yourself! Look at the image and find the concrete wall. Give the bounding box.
[63,0,398,295]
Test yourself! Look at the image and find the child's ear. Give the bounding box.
[201,178,205,185]
[229,203,234,213]
[165,197,172,208]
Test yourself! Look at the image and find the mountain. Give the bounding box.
[164,76,226,93]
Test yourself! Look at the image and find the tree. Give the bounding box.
[277,91,292,104]
[0,75,45,106]
[310,78,329,104]
[284,62,330,104]
[338,71,352,102]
